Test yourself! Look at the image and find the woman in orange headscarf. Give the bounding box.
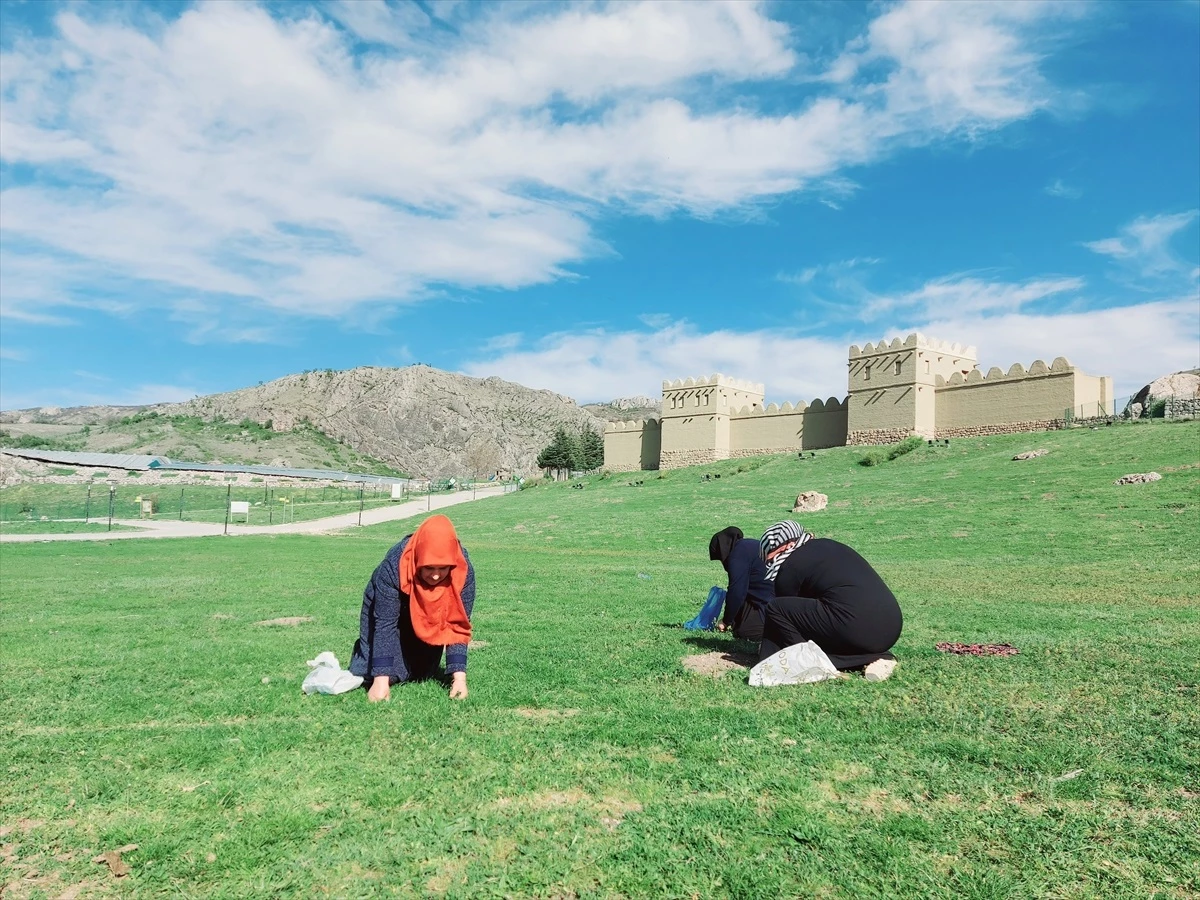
[348,514,475,701]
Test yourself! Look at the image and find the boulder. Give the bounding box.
[1113,472,1162,485]
[792,491,828,512]
[1131,371,1200,409]
[1012,449,1048,461]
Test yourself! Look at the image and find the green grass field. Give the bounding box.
[0,520,143,535]
[0,482,431,527]
[2,422,1197,898]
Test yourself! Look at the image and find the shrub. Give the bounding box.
[887,436,926,460]
[859,449,888,467]
[1148,398,1167,419]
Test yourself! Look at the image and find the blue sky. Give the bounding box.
[1,0,1197,411]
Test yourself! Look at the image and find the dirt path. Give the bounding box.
[0,484,511,543]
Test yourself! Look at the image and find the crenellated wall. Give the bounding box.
[934,357,1113,436]
[658,374,763,469]
[602,417,662,472]
[602,333,1114,470]
[848,333,977,442]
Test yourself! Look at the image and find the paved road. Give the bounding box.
[0,484,512,543]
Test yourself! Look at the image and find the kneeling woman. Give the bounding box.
[709,526,774,640]
[349,514,475,702]
[758,521,901,674]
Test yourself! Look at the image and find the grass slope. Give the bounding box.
[1,422,1197,899]
[1,412,405,476]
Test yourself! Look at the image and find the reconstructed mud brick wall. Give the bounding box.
[847,334,977,444]
[934,359,1112,437]
[603,333,1114,471]
[603,418,662,473]
[657,375,763,469]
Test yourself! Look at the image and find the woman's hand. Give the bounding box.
[367,676,391,703]
[716,622,728,633]
[449,672,468,700]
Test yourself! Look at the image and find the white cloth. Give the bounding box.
[748,641,840,687]
[302,651,364,695]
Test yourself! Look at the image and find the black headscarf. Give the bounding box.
[708,526,744,569]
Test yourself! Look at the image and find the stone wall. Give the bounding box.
[661,448,726,468]
[935,419,1060,439]
[1166,398,1200,419]
[604,334,1115,470]
[847,427,913,446]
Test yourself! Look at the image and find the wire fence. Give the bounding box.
[0,476,517,532]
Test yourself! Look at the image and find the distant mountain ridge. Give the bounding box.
[2,367,658,477]
[148,366,604,477]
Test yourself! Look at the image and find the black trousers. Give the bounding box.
[759,596,900,670]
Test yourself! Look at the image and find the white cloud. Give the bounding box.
[464,321,865,404]
[0,347,28,361]
[464,297,1198,405]
[638,313,672,328]
[1084,211,1199,279]
[1045,178,1081,199]
[920,295,1200,400]
[778,257,881,286]
[0,0,1080,321]
[865,273,1085,319]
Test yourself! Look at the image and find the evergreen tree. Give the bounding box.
[536,427,573,475]
[580,428,605,470]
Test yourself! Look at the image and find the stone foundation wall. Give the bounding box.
[604,460,642,473]
[1166,398,1200,419]
[660,448,727,469]
[729,446,799,460]
[935,419,1059,439]
[847,428,913,446]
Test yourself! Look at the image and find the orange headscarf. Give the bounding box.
[399,514,472,646]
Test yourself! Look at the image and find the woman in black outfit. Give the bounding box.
[758,521,902,676]
[708,526,775,641]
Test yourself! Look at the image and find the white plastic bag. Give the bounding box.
[301,651,364,695]
[748,641,840,687]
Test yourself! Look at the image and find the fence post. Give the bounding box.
[85,486,91,524]
[179,487,184,521]
[107,484,115,532]
[357,483,365,526]
[224,484,231,535]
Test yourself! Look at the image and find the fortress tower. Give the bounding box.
[658,374,764,468]
[847,333,977,443]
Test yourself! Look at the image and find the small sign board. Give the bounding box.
[390,484,405,500]
[140,499,154,517]
[230,501,250,517]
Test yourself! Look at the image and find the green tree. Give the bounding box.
[580,427,605,470]
[536,427,573,475]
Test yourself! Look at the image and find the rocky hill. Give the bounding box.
[148,365,602,477]
[1,365,626,477]
[582,395,661,422]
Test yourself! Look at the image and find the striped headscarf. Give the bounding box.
[759,520,812,581]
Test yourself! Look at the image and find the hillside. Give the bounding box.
[153,366,601,477]
[0,414,406,478]
[2,366,604,477]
